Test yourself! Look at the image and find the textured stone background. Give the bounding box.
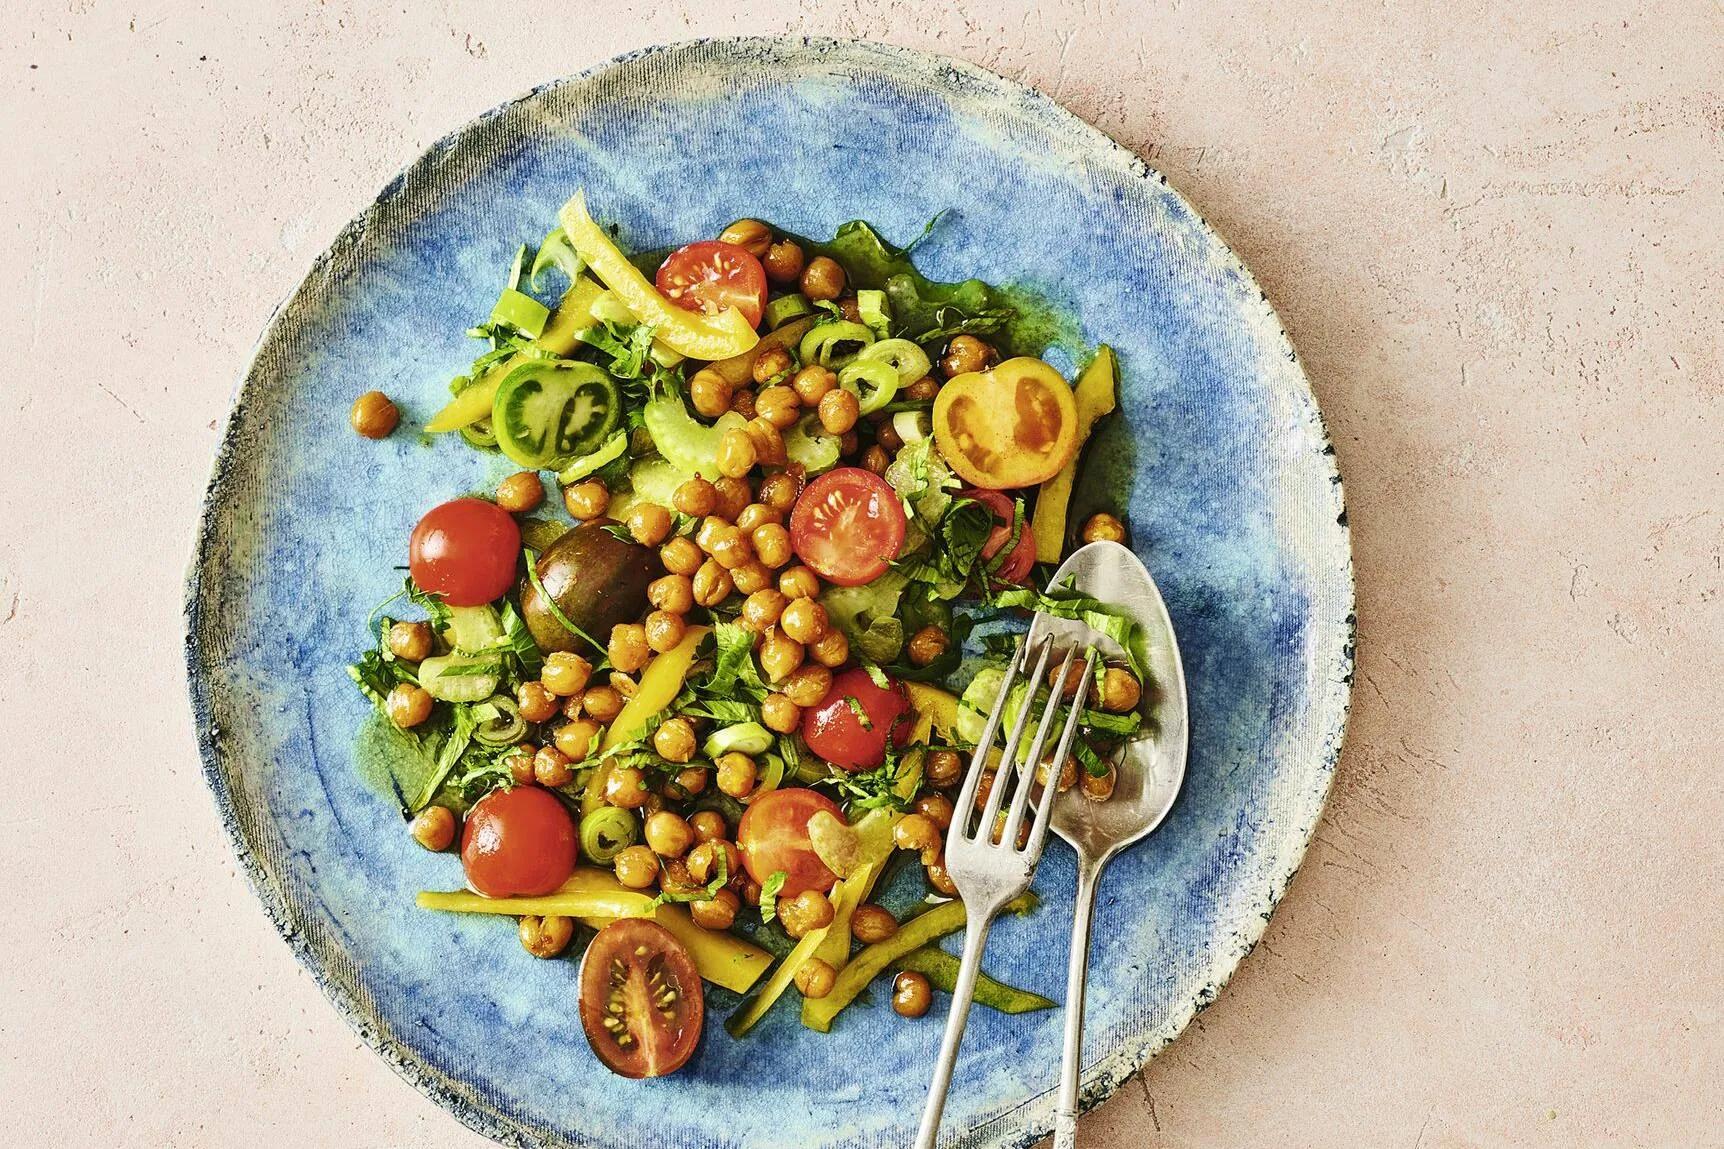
[3,2,1721,1146]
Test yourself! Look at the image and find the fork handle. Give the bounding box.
[1052,857,1106,1149]
[914,914,995,1149]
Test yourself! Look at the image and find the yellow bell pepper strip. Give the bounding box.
[424,276,607,433]
[587,906,773,995]
[889,947,1055,1014]
[904,682,960,742]
[932,357,1080,489]
[802,892,1038,1033]
[727,864,868,1037]
[1031,345,1118,563]
[416,881,656,922]
[710,315,815,388]
[560,191,759,361]
[579,625,710,817]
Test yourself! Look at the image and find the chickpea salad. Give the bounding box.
[346,191,1151,1079]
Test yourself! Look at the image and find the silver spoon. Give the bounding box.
[1025,540,1190,1149]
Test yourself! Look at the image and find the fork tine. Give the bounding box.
[1024,648,1100,860]
[1001,643,1079,851]
[976,636,1053,839]
[948,636,1025,850]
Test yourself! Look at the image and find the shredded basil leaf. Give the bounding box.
[757,870,789,924]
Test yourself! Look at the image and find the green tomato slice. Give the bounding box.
[492,360,621,469]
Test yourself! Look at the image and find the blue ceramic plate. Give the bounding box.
[186,37,1352,1149]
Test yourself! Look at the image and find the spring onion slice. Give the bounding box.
[471,695,526,745]
[837,358,901,416]
[529,225,585,291]
[855,337,931,385]
[798,320,876,368]
[490,288,550,338]
[856,289,891,338]
[557,430,628,485]
[579,807,639,863]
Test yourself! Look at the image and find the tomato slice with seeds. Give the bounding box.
[578,919,704,1079]
[788,467,907,587]
[655,240,768,328]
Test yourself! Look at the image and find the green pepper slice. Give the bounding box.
[491,360,621,469]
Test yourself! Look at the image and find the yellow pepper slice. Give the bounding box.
[415,884,656,922]
[1031,345,1118,563]
[559,191,759,361]
[424,276,607,433]
[709,315,815,388]
[932,356,1079,489]
[727,864,868,1037]
[904,682,960,742]
[602,625,709,752]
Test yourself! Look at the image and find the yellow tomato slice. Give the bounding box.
[559,190,759,361]
[931,357,1080,489]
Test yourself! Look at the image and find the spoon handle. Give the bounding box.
[1052,857,1106,1149]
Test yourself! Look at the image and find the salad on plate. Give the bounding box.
[346,191,1150,1078]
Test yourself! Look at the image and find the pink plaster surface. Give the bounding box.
[3,2,1721,1146]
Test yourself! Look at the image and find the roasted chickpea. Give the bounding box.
[763,238,805,283]
[850,904,900,945]
[838,296,863,323]
[495,471,544,514]
[607,623,650,674]
[790,365,836,407]
[387,684,433,729]
[990,810,1031,849]
[1081,761,1118,802]
[860,445,890,475]
[715,752,759,799]
[735,502,782,533]
[741,588,789,631]
[729,387,758,420]
[685,365,735,418]
[618,502,669,547]
[840,430,860,457]
[1100,667,1142,712]
[904,375,939,401]
[660,535,704,577]
[605,765,653,809]
[1036,754,1079,793]
[673,476,718,517]
[924,748,963,788]
[731,560,773,594]
[748,522,791,570]
[644,810,696,858]
[553,719,601,762]
[778,565,821,600]
[941,334,997,378]
[670,766,708,798]
[1051,658,1087,699]
[718,427,758,478]
[807,627,850,668]
[892,970,933,1017]
[782,664,833,709]
[800,256,846,302]
[687,839,742,885]
[1081,511,1127,544]
[643,576,691,619]
[755,385,801,430]
[644,610,687,655]
[610,669,639,698]
[794,956,837,998]
[695,514,729,554]
[693,559,735,607]
[924,853,959,896]
[779,597,829,645]
[613,844,661,889]
[817,386,860,435]
[533,745,574,787]
[652,716,698,764]
[505,744,538,785]
[974,770,996,809]
[739,876,763,906]
[875,420,904,453]
[914,792,956,831]
[349,390,399,439]
[518,914,575,959]
[893,812,941,856]
[779,889,836,939]
[409,805,457,852]
[745,416,787,466]
[387,620,433,662]
[540,651,593,698]
[690,888,741,930]
[752,345,795,387]
[582,684,624,723]
[758,468,802,511]
[906,625,949,668]
[758,627,805,683]
[658,857,699,898]
[706,475,747,521]
[718,218,772,257]
[709,526,756,571]
[561,479,609,521]
[762,692,802,734]
[689,809,728,844]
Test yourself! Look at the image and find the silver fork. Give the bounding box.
[914,633,1100,1149]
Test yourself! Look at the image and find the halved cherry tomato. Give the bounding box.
[932,357,1079,489]
[738,787,844,898]
[655,240,768,328]
[460,785,578,897]
[801,667,913,773]
[962,488,1035,585]
[788,467,907,587]
[578,919,703,1078]
[409,498,521,607]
